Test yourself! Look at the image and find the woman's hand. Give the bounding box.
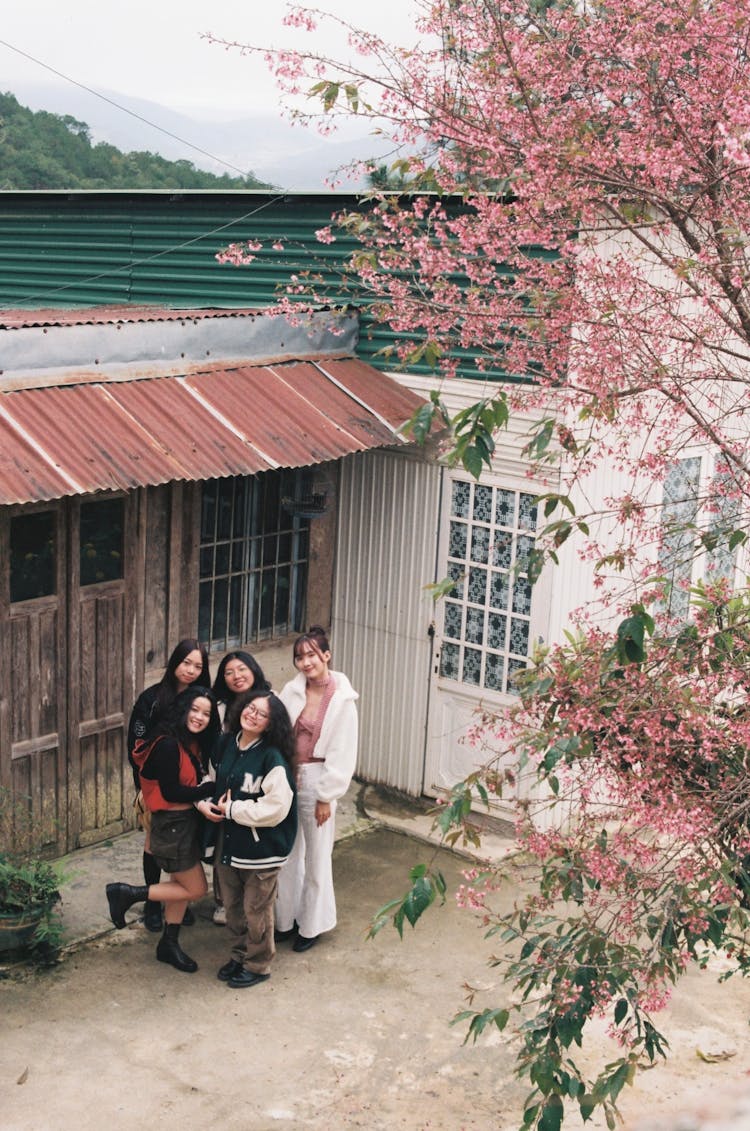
[196,798,223,823]
[214,789,231,817]
[315,800,332,827]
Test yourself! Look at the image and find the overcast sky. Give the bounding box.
[0,1,421,119]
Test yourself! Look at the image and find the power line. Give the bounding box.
[0,36,355,310]
[0,36,260,182]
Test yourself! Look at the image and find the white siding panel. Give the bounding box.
[333,448,442,794]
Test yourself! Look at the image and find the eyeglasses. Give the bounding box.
[244,704,269,720]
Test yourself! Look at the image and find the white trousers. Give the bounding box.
[276,763,337,938]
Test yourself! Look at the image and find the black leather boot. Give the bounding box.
[156,923,198,973]
[143,901,163,932]
[106,883,149,929]
[142,853,163,931]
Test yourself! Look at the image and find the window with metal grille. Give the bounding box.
[199,470,310,652]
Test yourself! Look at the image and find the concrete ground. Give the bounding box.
[2,784,750,1131]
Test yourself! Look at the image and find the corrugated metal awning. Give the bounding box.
[0,356,424,505]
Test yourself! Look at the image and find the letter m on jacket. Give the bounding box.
[242,772,264,794]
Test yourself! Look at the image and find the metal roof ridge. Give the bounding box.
[263,362,365,450]
[177,376,281,470]
[0,401,86,495]
[312,359,407,442]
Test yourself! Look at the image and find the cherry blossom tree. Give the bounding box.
[212,3,750,1127]
[215,0,750,584]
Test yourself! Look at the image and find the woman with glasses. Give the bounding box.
[210,650,271,924]
[275,626,359,953]
[204,689,297,988]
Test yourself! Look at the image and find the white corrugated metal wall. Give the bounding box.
[333,447,442,795]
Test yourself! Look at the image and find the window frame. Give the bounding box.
[198,470,311,653]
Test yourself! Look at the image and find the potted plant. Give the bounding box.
[0,853,61,955]
[0,793,63,963]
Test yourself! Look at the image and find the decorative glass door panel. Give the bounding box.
[440,478,538,695]
[423,471,549,810]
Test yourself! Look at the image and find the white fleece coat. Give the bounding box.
[278,671,359,802]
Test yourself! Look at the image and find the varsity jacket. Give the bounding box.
[206,732,297,871]
[279,671,359,803]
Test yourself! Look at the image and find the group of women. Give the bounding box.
[105,627,358,988]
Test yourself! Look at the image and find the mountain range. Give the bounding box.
[6,79,397,191]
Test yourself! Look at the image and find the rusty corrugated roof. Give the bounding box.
[0,356,423,505]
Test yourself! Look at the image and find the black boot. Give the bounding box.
[106,883,149,929]
[156,923,198,973]
[143,850,161,886]
[142,852,163,932]
[143,901,163,932]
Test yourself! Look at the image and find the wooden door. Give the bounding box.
[67,494,136,848]
[1,504,67,855]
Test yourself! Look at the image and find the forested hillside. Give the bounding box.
[0,92,271,189]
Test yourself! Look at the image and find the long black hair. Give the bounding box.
[227,689,294,765]
[153,638,210,718]
[152,685,221,765]
[212,650,270,704]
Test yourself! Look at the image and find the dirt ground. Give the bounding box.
[2,826,750,1131]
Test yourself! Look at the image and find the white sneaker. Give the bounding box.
[212,904,226,925]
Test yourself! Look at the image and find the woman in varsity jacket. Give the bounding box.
[205,689,297,989]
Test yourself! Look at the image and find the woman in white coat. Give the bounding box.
[276,626,358,952]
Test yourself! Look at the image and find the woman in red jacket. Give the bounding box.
[106,686,221,973]
[128,638,210,932]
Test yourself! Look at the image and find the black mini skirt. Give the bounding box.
[149,808,202,873]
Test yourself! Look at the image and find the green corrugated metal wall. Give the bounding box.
[0,190,541,380]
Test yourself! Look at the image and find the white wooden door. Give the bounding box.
[423,471,550,816]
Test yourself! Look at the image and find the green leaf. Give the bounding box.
[538,1095,564,1131]
[462,444,486,480]
[579,1094,597,1121]
[551,521,572,548]
[616,615,647,664]
[401,876,434,926]
[367,897,405,938]
[524,419,555,460]
[424,574,460,603]
[526,547,546,584]
[614,998,628,1025]
[522,1102,540,1127]
[403,402,437,444]
[463,1007,511,1044]
[343,83,360,112]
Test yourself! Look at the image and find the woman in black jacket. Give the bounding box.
[106,686,221,973]
[212,650,271,720]
[206,689,297,988]
[128,638,210,931]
